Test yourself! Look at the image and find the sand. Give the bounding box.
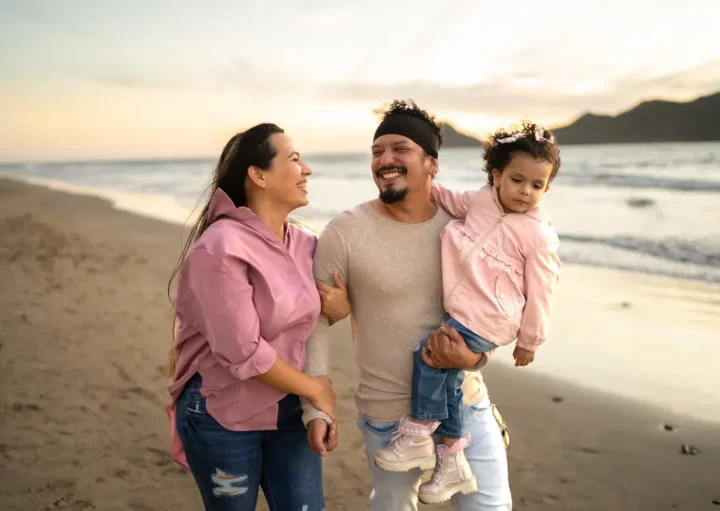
[1,177,719,510]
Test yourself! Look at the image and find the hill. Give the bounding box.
[552,91,720,144]
[441,123,483,147]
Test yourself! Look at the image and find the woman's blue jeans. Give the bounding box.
[175,374,325,511]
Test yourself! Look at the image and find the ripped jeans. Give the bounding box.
[176,374,325,511]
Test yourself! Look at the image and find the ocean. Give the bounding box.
[2,141,720,284]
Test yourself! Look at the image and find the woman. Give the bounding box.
[166,123,347,511]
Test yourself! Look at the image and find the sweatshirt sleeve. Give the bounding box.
[517,237,562,352]
[465,346,493,371]
[301,317,334,427]
[301,223,350,427]
[179,248,277,379]
[431,182,472,219]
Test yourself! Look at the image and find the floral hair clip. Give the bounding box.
[496,134,523,144]
[497,125,554,144]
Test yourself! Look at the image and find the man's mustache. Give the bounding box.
[375,165,407,178]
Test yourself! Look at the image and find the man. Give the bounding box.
[303,100,512,510]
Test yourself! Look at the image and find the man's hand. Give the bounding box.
[307,418,339,457]
[421,324,484,369]
[317,271,350,324]
[513,346,535,367]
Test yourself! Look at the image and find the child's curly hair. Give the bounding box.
[483,121,561,185]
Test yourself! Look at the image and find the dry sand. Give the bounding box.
[1,178,718,510]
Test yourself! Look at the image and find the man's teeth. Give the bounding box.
[297,182,307,189]
[382,171,402,179]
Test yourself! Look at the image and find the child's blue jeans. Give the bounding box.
[411,313,497,438]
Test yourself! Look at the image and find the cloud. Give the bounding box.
[616,59,720,96]
[89,57,295,95]
[37,13,720,132]
[85,56,720,130]
[322,59,720,125]
[3,2,96,40]
[91,73,190,90]
[219,58,299,93]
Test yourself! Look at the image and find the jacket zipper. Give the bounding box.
[445,213,507,303]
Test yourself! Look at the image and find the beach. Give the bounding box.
[1,177,719,510]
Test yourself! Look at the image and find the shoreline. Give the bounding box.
[2,177,719,510]
[3,173,720,286]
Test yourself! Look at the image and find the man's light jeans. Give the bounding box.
[357,398,512,510]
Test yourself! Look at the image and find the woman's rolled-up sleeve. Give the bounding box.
[179,248,277,379]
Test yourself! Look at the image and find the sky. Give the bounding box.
[1,0,719,161]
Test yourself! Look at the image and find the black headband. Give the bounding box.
[373,114,440,158]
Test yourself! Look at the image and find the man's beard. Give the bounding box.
[376,164,409,204]
[379,187,409,204]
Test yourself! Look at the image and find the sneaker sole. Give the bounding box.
[373,454,437,473]
[418,478,478,504]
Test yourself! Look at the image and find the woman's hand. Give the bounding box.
[421,324,484,369]
[307,376,337,422]
[317,271,350,324]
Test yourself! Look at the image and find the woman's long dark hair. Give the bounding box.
[166,123,284,376]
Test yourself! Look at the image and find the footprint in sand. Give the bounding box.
[145,446,173,467]
[112,362,133,383]
[112,468,130,479]
[11,402,42,412]
[576,447,601,455]
[128,499,154,511]
[116,386,161,405]
[161,466,187,476]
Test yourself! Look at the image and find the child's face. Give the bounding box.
[492,153,553,214]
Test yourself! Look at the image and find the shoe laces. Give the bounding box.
[432,455,448,483]
[389,433,411,456]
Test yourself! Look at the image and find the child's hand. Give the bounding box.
[513,346,535,367]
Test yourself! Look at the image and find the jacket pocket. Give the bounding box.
[494,273,516,318]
